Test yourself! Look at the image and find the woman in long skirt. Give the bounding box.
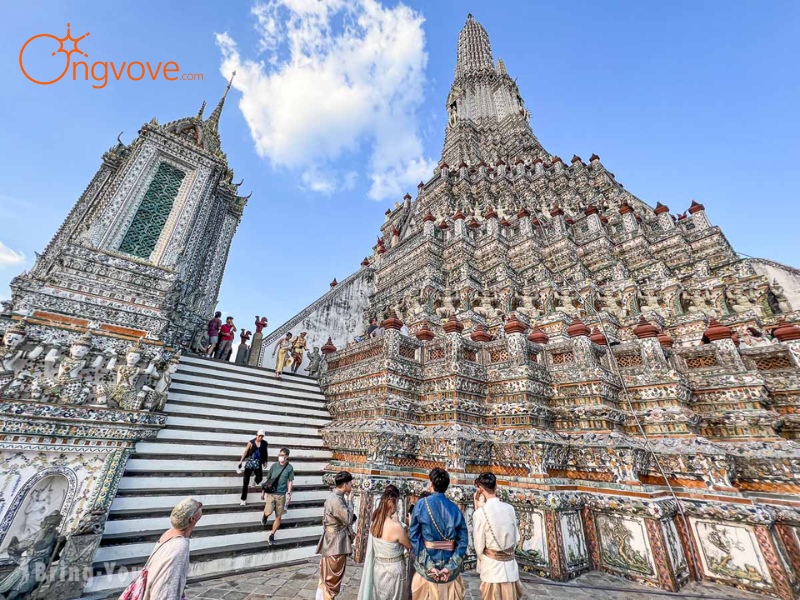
[357,485,411,600]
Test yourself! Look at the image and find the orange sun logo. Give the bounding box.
[19,23,91,85]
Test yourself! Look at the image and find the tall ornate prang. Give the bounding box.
[442,13,548,168]
[303,14,800,599]
[1,76,248,599]
[8,74,249,348]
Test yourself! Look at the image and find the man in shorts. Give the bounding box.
[206,311,222,357]
[215,316,236,361]
[260,447,294,545]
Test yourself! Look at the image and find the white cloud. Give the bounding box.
[216,0,436,200]
[0,241,25,268]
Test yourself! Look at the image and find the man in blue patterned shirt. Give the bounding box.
[409,468,469,599]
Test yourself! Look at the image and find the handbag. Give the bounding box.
[262,462,289,494]
[243,440,265,471]
[117,536,181,600]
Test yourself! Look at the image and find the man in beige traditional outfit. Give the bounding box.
[472,473,524,600]
[315,471,357,600]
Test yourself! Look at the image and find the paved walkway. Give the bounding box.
[185,560,765,600]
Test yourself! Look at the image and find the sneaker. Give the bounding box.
[239,500,246,506]
[261,514,268,527]
[268,533,275,545]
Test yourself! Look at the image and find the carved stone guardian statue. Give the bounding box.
[0,510,63,600]
[1,319,28,375]
[305,346,323,378]
[39,332,93,404]
[95,338,145,409]
[141,351,181,412]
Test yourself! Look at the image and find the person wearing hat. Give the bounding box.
[315,471,357,600]
[141,497,202,600]
[237,430,269,506]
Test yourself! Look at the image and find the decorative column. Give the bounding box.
[619,201,639,233]
[654,202,674,230]
[687,200,710,230]
[423,211,436,238]
[484,207,499,237]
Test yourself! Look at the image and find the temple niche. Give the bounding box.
[0,473,71,557]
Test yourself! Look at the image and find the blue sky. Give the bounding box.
[1,1,799,337]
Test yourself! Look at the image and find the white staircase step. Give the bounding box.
[175,362,325,395]
[164,400,330,429]
[110,490,330,512]
[166,391,330,420]
[155,428,325,447]
[86,544,318,594]
[103,506,323,536]
[94,524,322,563]
[165,415,322,438]
[125,458,329,473]
[171,374,325,404]
[118,474,321,491]
[180,355,320,388]
[87,355,332,596]
[133,441,332,459]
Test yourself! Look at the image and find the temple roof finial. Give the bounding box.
[207,70,236,131]
[197,100,206,119]
[455,14,493,80]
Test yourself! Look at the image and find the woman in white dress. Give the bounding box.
[357,485,411,600]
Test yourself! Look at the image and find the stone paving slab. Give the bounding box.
[184,560,767,600]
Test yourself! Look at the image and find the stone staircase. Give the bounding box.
[85,355,331,596]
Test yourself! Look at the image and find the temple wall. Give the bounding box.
[0,448,116,560]
[751,258,800,310]
[258,267,376,372]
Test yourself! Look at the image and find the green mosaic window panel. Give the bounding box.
[118,162,185,259]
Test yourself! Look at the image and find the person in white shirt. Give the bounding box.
[472,473,524,599]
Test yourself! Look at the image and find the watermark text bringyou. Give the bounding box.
[19,23,203,89]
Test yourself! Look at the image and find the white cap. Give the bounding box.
[257,429,266,437]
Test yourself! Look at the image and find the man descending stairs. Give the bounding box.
[84,356,331,596]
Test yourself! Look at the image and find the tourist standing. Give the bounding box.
[357,484,411,600]
[472,473,523,600]
[206,311,222,357]
[408,468,469,600]
[140,497,202,600]
[367,318,379,338]
[216,316,236,360]
[260,447,294,545]
[272,332,294,379]
[237,430,268,506]
[291,331,308,374]
[315,471,357,600]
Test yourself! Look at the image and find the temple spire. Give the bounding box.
[497,57,507,76]
[454,14,494,80]
[207,71,236,131]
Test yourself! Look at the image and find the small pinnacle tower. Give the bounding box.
[9,76,249,346]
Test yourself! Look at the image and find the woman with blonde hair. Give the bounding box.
[132,497,202,600]
[357,484,411,600]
